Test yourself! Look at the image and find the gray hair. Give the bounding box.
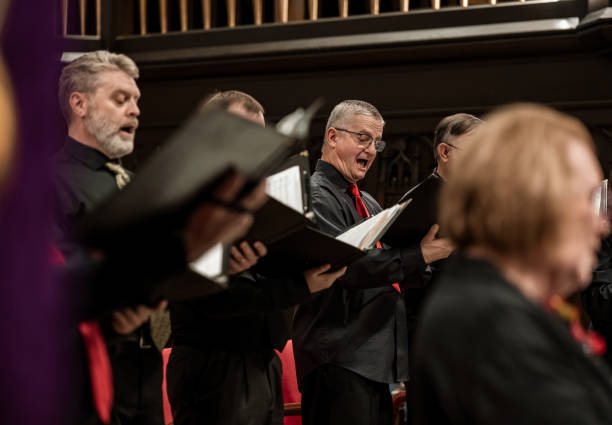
[201,90,265,115]
[433,113,483,161]
[58,50,139,124]
[325,100,385,133]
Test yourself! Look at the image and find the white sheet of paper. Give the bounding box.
[336,202,409,250]
[189,243,227,283]
[266,165,303,214]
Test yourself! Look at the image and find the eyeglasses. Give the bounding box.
[443,142,461,151]
[334,127,386,153]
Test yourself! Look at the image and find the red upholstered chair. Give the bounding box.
[277,340,302,425]
[161,348,174,425]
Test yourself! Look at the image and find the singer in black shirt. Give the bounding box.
[292,101,453,425]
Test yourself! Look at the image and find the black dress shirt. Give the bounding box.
[53,137,129,256]
[171,270,311,354]
[292,160,426,386]
[415,256,612,425]
[52,137,181,315]
[405,170,445,340]
[52,136,168,425]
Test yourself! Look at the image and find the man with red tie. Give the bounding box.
[292,100,453,425]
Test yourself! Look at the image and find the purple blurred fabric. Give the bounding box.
[0,1,67,423]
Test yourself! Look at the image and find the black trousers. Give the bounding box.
[108,341,164,425]
[301,364,393,425]
[166,345,284,425]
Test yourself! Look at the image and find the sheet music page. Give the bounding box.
[189,243,226,282]
[336,203,406,250]
[266,165,303,214]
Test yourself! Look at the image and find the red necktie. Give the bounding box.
[49,245,113,424]
[348,184,401,293]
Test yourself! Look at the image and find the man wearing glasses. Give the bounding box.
[433,113,483,181]
[292,100,453,425]
[405,112,482,312]
[404,112,483,421]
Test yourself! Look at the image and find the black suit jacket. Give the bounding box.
[583,232,612,367]
[415,256,612,425]
[52,137,167,424]
[171,270,310,354]
[292,160,426,386]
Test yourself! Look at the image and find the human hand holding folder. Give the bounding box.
[228,241,268,275]
[304,264,347,293]
[111,300,168,335]
[183,174,267,263]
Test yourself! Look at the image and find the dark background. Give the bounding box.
[60,0,612,206]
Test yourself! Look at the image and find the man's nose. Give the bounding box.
[127,99,140,117]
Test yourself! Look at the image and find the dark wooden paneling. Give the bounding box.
[60,0,610,204]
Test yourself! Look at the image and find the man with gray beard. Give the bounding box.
[53,50,164,425]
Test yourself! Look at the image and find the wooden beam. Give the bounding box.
[275,0,289,23]
[226,0,236,27]
[96,0,101,36]
[370,0,379,15]
[160,0,168,33]
[139,0,147,35]
[79,0,86,35]
[62,0,68,35]
[253,0,263,25]
[180,0,188,31]
[308,0,318,20]
[202,0,211,29]
[339,0,349,17]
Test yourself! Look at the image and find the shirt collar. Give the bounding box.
[315,159,354,192]
[432,167,442,180]
[64,137,115,170]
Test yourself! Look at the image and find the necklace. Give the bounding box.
[546,294,606,356]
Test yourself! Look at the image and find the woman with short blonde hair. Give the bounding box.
[414,104,612,425]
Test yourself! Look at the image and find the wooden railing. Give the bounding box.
[61,0,528,37]
[62,0,101,36]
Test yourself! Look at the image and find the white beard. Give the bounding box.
[85,105,134,159]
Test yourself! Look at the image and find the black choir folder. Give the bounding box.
[244,154,411,276]
[243,152,362,276]
[194,170,439,283]
[251,197,410,276]
[147,270,225,303]
[77,108,303,302]
[78,108,301,247]
[380,173,443,247]
[193,152,410,278]
[152,244,229,303]
[244,152,314,245]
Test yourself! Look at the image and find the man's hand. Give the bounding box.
[183,174,267,262]
[420,224,454,264]
[304,264,347,293]
[228,241,268,275]
[111,300,168,335]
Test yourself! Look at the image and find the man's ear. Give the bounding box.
[69,92,88,120]
[437,143,450,162]
[326,127,337,149]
